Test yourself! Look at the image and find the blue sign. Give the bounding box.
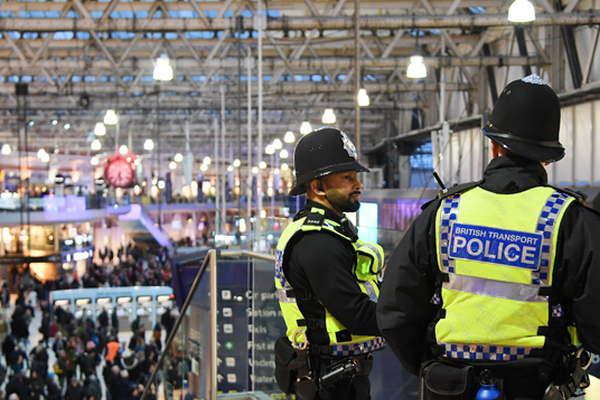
[449,223,542,270]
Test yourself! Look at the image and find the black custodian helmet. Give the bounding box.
[289,127,369,196]
[482,74,565,162]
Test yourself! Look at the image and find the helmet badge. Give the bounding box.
[339,131,357,159]
[521,74,548,86]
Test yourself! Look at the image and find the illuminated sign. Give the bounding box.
[64,249,93,262]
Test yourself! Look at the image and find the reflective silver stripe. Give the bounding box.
[276,288,296,304]
[363,281,378,302]
[359,242,383,271]
[444,274,546,303]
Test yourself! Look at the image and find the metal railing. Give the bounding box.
[141,249,215,400]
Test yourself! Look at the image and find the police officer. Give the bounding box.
[376,75,600,399]
[274,127,385,400]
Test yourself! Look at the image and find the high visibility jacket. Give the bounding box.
[275,207,385,357]
[434,186,575,361]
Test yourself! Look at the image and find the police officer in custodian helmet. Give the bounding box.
[274,127,385,400]
[376,75,600,399]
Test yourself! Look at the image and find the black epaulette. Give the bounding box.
[303,210,325,227]
[545,185,585,203]
[438,181,481,200]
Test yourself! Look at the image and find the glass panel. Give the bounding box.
[184,259,213,399]
[250,258,286,395]
[216,259,251,393]
[143,250,421,399]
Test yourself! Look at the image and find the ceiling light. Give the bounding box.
[281,163,289,171]
[407,55,427,79]
[279,149,289,159]
[174,153,183,163]
[143,138,154,151]
[265,144,275,155]
[28,120,35,127]
[169,161,177,170]
[259,161,267,169]
[200,163,208,172]
[227,165,234,172]
[233,159,241,168]
[322,108,336,124]
[103,109,118,125]
[251,166,259,175]
[94,122,106,136]
[90,139,102,151]
[508,0,536,22]
[119,144,128,155]
[284,130,296,143]
[37,148,49,163]
[157,179,166,190]
[300,121,313,135]
[1,144,11,156]
[63,123,71,130]
[272,138,283,150]
[357,88,370,107]
[51,120,58,126]
[203,156,211,165]
[90,156,100,166]
[153,54,174,82]
[273,168,280,175]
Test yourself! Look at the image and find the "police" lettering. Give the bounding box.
[448,223,542,270]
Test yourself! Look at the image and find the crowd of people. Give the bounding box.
[0,244,185,400]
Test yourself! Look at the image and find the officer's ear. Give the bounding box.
[309,179,326,196]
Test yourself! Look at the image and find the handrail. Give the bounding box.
[140,250,212,400]
[219,249,276,262]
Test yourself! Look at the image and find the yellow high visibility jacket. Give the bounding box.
[434,186,576,361]
[275,206,385,356]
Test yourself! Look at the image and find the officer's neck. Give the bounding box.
[307,196,344,218]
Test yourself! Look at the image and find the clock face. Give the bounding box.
[104,156,135,188]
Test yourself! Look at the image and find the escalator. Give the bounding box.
[116,204,172,250]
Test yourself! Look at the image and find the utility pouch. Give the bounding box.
[275,336,298,393]
[421,361,476,400]
[274,336,318,399]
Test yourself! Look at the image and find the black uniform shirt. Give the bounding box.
[376,155,600,375]
[284,200,380,343]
